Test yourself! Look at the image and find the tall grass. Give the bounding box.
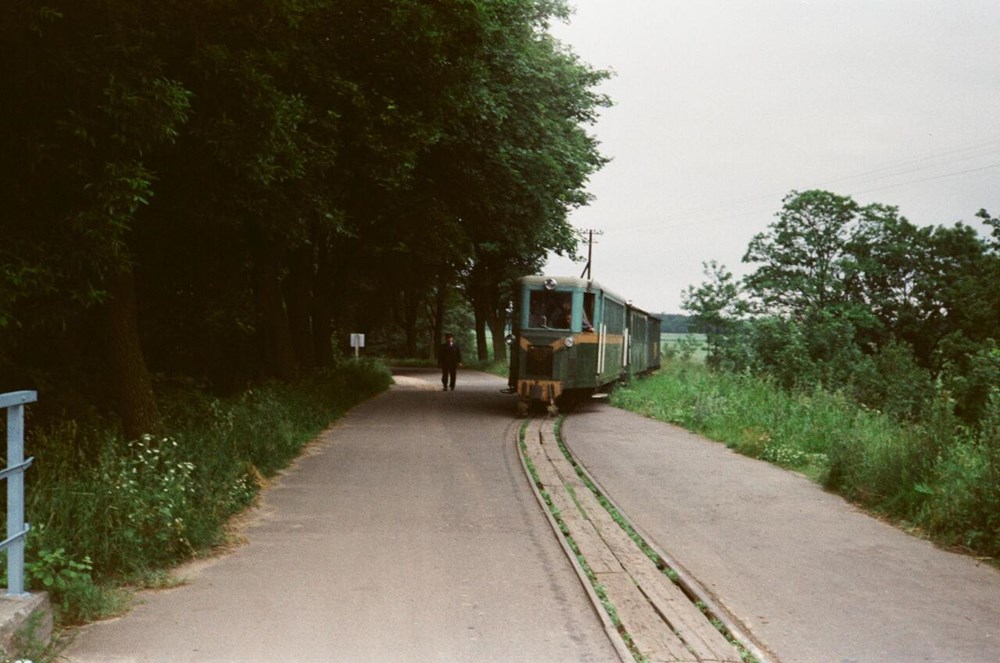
[612,360,1000,560]
[5,359,392,623]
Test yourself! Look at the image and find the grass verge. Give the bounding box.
[611,359,1000,561]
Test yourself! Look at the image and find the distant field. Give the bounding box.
[661,332,707,362]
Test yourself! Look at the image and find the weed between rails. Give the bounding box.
[550,418,761,663]
[517,420,644,662]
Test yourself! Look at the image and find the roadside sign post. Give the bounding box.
[350,333,365,359]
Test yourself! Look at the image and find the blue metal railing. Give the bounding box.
[0,390,36,597]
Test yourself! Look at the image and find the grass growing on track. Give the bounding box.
[11,359,392,626]
[517,420,643,662]
[611,360,1000,560]
[552,418,761,663]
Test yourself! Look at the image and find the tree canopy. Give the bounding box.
[685,189,1000,429]
[0,0,608,436]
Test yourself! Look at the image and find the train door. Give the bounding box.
[596,292,607,379]
[598,298,626,384]
[581,291,595,331]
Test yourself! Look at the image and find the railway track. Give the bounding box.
[518,415,765,663]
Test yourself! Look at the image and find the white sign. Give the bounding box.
[350,333,365,348]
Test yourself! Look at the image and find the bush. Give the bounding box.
[823,408,941,515]
[945,340,1000,426]
[921,434,1000,553]
[920,390,1000,553]
[851,340,935,421]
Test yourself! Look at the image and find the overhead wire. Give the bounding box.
[601,136,1000,237]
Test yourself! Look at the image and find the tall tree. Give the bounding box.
[1,0,614,430]
[448,1,609,358]
[1,2,192,435]
[681,260,749,368]
[743,190,864,316]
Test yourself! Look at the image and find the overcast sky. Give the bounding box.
[543,0,1000,314]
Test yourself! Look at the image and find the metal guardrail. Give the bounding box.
[0,390,36,597]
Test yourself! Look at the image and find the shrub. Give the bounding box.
[919,390,1000,554]
[851,340,935,421]
[24,547,103,621]
[945,341,1000,426]
[921,434,1000,554]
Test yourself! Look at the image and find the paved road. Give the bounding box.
[562,403,1000,663]
[62,369,1000,663]
[63,368,618,663]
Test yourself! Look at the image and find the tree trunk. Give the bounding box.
[431,275,447,359]
[312,245,333,367]
[400,277,420,357]
[489,304,507,363]
[104,263,159,440]
[474,303,488,361]
[286,246,316,371]
[251,231,298,380]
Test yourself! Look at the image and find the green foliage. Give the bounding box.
[24,547,99,618]
[662,334,705,363]
[681,261,747,367]
[658,314,693,334]
[918,435,999,552]
[0,0,608,432]
[851,340,935,421]
[3,530,131,625]
[944,340,1000,425]
[743,190,866,314]
[919,390,1000,552]
[691,190,999,440]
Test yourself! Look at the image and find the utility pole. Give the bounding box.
[579,229,603,280]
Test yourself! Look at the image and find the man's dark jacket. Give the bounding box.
[439,341,462,367]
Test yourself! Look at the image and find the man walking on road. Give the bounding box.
[439,332,462,390]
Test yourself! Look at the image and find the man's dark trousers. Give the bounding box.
[439,341,462,390]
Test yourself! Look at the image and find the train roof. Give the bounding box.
[517,275,600,291]
[517,275,660,320]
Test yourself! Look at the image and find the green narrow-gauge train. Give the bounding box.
[507,275,661,414]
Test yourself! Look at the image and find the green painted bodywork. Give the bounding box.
[509,276,660,401]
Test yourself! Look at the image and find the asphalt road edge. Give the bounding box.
[560,426,777,663]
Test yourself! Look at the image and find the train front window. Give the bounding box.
[528,291,572,329]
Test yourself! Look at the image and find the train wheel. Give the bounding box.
[546,401,559,417]
[516,400,530,417]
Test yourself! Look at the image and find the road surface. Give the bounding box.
[563,402,1000,663]
[63,368,618,662]
[63,368,1000,662]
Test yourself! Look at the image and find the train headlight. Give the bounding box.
[564,336,575,348]
[505,333,515,345]
[543,278,558,290]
